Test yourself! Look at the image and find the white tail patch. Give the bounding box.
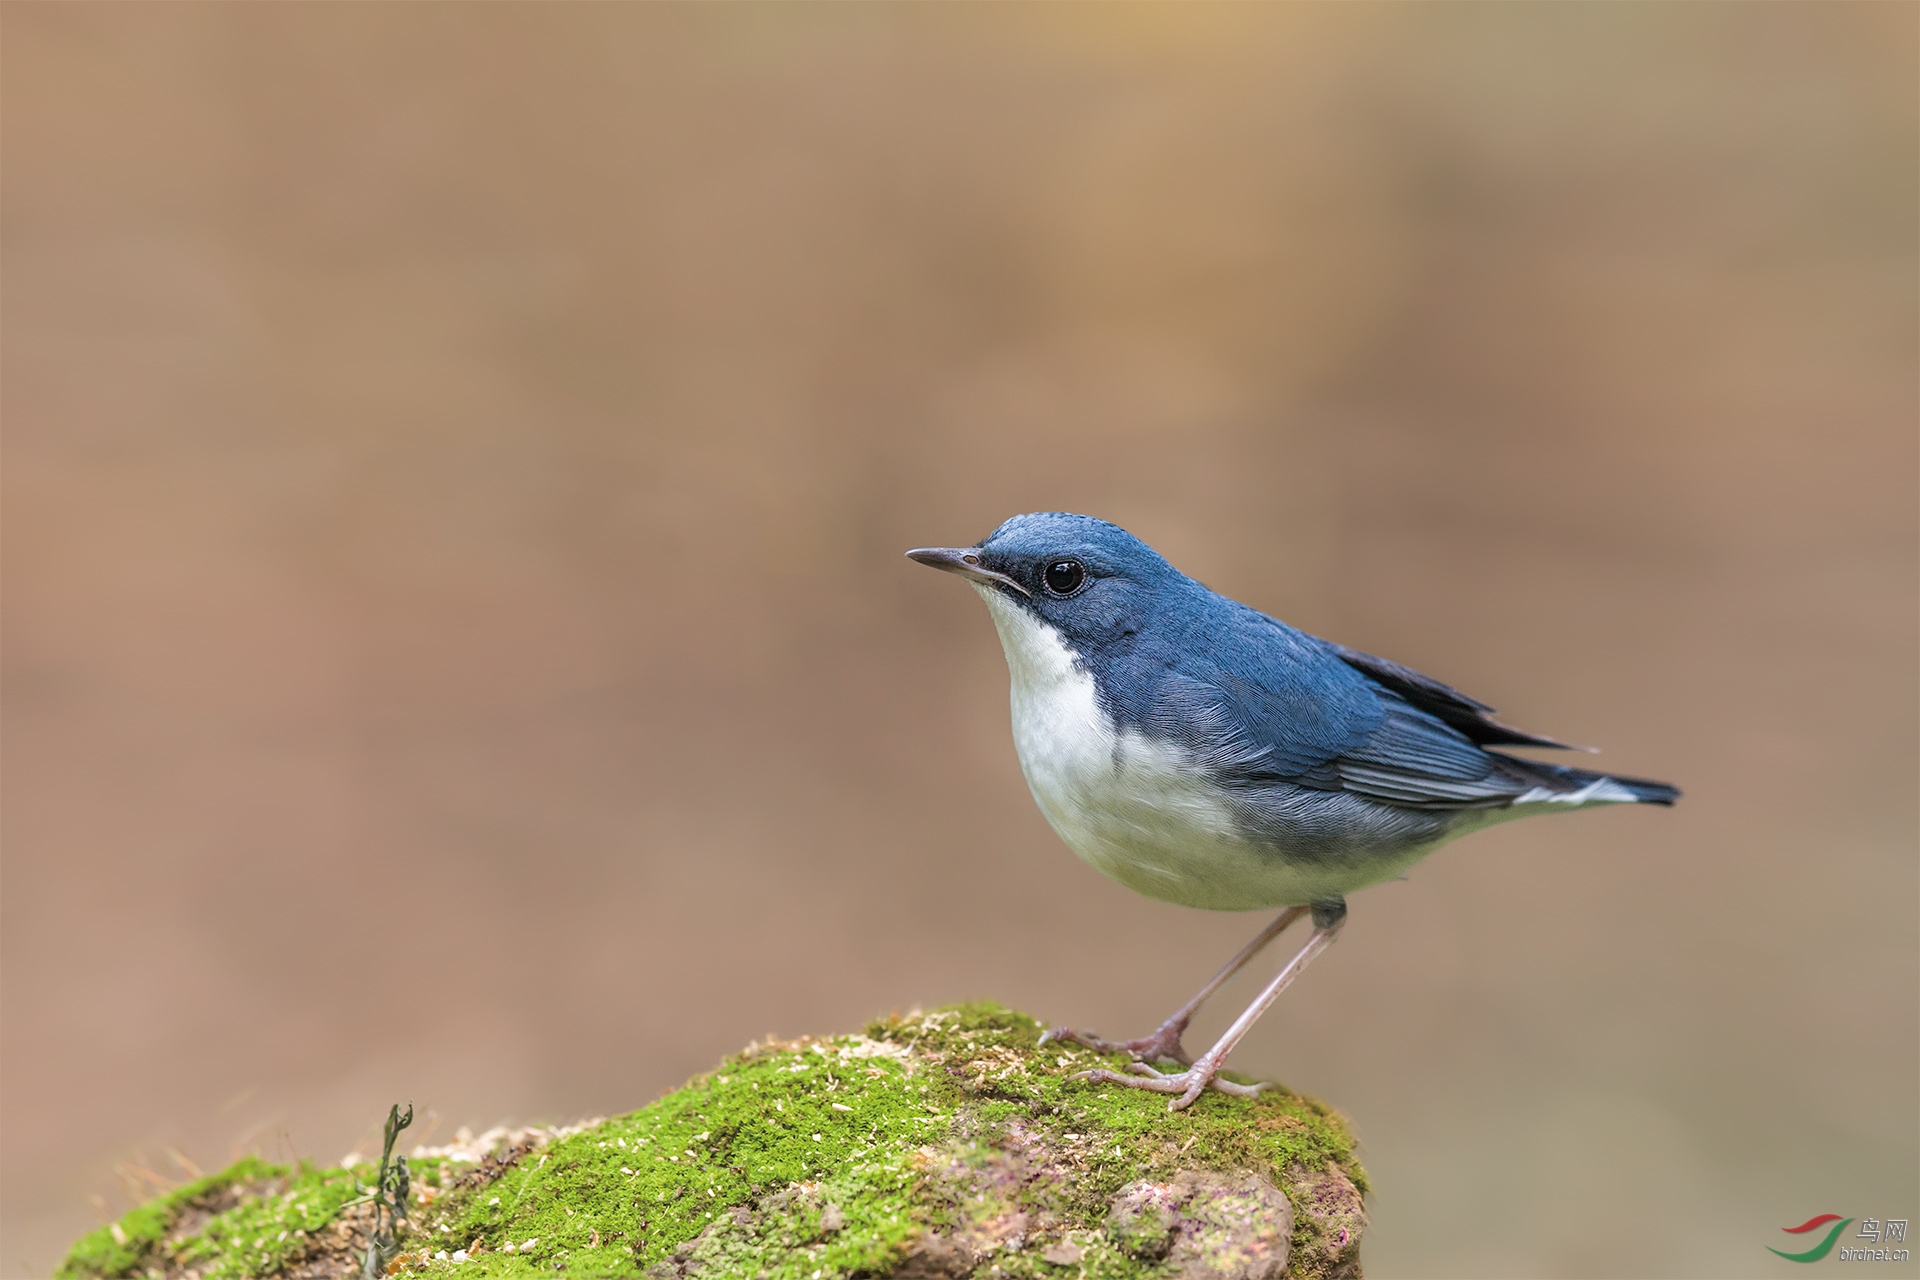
[1511,776,1641,806]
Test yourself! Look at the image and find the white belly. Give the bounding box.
[976,588,1381,910]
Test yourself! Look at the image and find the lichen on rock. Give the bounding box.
[59,1003,1366,1279]
[1105,1172,1292,1278]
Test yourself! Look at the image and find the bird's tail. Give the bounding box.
[1492,755,1681,807]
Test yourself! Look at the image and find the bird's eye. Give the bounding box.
[1043,560,1086,596]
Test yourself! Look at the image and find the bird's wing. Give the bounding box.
[1327,642,1582,750]
[1326,695,1542,808]
[1131,611,1384,779]
[1153,668,1539,810]
[1144,613,1576,811]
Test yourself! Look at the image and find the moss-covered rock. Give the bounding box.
[59,1004,1366,1280]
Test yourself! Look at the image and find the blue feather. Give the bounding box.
[970,512,1675,816]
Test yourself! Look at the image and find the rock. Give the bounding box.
[1108,1171,1294,1279]
[58,1003,1368,1279]
[1288,1163,1368,1279]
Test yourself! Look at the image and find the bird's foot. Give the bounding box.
[1039,1016,1193,1066]
[1068,1057,1269,1113]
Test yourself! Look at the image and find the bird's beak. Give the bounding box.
[905,546,1031,597]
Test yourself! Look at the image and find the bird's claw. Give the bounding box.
[1038,1021,1193,1067]
[1067,1061,1271,1111]
[1209,1077,1272,1099]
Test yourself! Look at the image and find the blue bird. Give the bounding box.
[908,512,1678,1111]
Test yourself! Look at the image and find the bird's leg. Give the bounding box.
[1072,898,1347,1111]
[1040,905,1309,1066]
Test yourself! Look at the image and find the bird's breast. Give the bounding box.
[976,589,1258,905]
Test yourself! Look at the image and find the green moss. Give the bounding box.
[433,1029,928,1279]
[57,1157,267,1280]
[54,1153,435,1280]
[181,1162,389,1279]
[61,1003,1366,1280]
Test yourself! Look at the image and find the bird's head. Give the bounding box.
[907,512,1182,654]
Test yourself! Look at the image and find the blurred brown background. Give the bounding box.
[4,5,1914,1276]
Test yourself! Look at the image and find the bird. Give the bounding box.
[907,512,1678,1111]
